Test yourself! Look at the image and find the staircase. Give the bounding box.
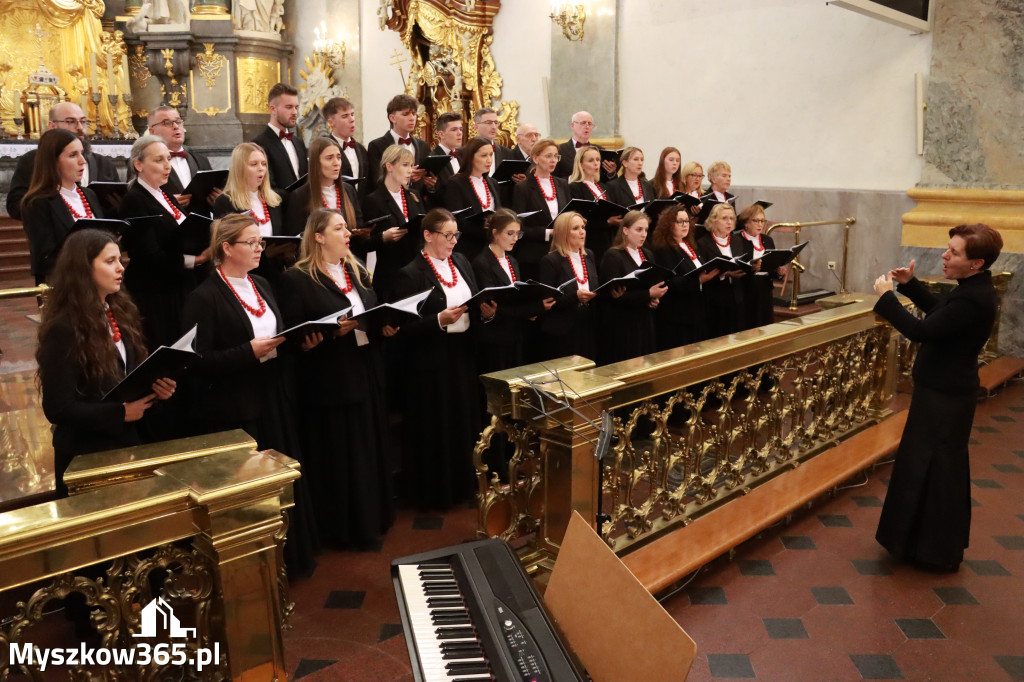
[0,216,32,285]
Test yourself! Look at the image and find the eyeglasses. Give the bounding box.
[686,173,705,179]
[502,230,523,241]
[538,153,561,161]
[57,118,91,127]
[572,121,595,127]
[431,231,461,243]
[748,219,767,225]
[232,239,267,251]
[478,119,499,126]
[154,119,185,129]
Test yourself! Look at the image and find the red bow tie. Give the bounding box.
[396,136,412,146]
[279,130,293,141]
[449,150,460,158]
[574,140,586,148]
[169,150,187,159]
[342,138,356,150]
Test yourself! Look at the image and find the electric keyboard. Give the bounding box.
[391,538,586,682]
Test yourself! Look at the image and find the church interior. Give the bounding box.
[0,0,1022,680]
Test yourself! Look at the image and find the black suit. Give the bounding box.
[471,248,542,374]
[361,183,426,301]
[365,130,431,195]
[569,180,616,259]
[536,249,599,361]
[21,187,104,283]
[734,232,779,329]
[511,174,570,280]
[7,147,120,219]
[443,174,501,260]
[328,134,371,200]
[598,247,658,364]
[250,125,308,193]
[430,144,460,190]
[604,176,656,208]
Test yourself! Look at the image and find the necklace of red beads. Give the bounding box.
[161,190,183,220]
[61,186,94,220]
[494,249,516,282]
[712,233,731,248]
[106,307,121,342]
[252,198,271,225]
[536,175,557,202]
[680,241,698,260]
[472,176,493,210]
[568,250,588,285]
[397,188,408,218]
[584,181,606,200]
[629,247,646,265]
[218,266,267,316]
[743,231,764,250]
[627,178,644,202]
[322,185,342,211]
[330,261,353,293]
[424,252,458,288]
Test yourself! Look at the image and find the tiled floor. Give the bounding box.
[281,379,1024,681]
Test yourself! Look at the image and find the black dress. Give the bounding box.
[443,174,501,261]
[119,182,198,347]
[695,232,746,339]
[276,264,395,547]
[212,193,293,286]
[536,249,599,362]
[361,183,426,302]
[21,187,104,284]
[181,272,318,577]
[653,244,710,349]
[512,174,570,281]
[392,253,481,509]
[735,231,778,329]
[569,180,616,261]
[598,247,658,364]
[873,272,997,569]
[471,248,541,374]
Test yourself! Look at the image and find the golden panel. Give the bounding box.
[194,43,226,90]
[128,44,151,89]
[902,187,1024,253]
[237,56,280,114]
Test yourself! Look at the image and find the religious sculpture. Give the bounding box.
[233,0,285,34]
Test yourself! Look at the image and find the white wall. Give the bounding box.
[618,0,932,191]
[359,5,407,139]
[490,0,552,136]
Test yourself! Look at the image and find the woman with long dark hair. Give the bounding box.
[37,229,175,497]
[444,136,502,260]
[651,146,684,199]
[285,136,362,239]
[651,205,716,349]
[872,223,1003,572]
[277,208,396,547]
[20,129,105,284]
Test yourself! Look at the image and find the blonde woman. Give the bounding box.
[536,211,599,360]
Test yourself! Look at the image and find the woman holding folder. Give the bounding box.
[361,145,426,302]
[696,203,747,338]
[443,136,502,260]
[120,134,208,346]
[37,229,176,497]
[604,147,655,208]
[392,208,495,509]
[182,213,320,576]
[20,129,104,284]
[736,203,785,328]
[285,137,362,240]
[598,210,668,364]
[652,147,684,199]
[512,138,570,281]
[651,205,716,348]
[568,145,618,261]
[276,208,396,547]
[536,211,599,361]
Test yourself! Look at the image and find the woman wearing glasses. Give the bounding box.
[182,213,320,577]
[277,208,396,548]
[120,134,208,347]
[651,205,715,349]
[392,208,495,509]
[537,211,599,361]
[20,128,105,284]
[512,138,570,281]
[736,203,785,328]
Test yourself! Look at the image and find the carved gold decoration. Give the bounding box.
[237,56,280,114]
[903,187,1024,254]
[298,53,334,118]
[550,2,586,41]
[380,0,519,145]
[129,44,151,89]
[159,47,187,108]
[194,43,226,91]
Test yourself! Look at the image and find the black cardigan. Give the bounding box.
[604,176,656,208]
[443,174,502,260]
[21,186,104,283]
[361,183,426,299]
[511,174,570,271]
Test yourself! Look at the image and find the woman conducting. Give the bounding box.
[20,129,104,284]
[277,208,396,548]
[37,229,175,497]
[651,205,716,349]
[536,211,599,361]
[872,223,1002,572]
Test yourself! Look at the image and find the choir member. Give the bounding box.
[512,138,570,281]
[872,224,1003,571]
[361,144,426,301]
[366,94,435,195]
[182,213,319,576]
[430,112,464,190]
[703,160,735,204]
[120,134,207,346]
[696,202,747,338]
[285,137,362,239]
[7,102,119,220]
[652,147,684,199]
[736,203,785,328]
[471,208,554,374]
[144,106,218,214]
[473,107,513,176]
[598,210,667,364]
[536,211,599,361]
[651,205,716,349]
[276,208,396,548]
[20,129,104,284]
[568,144,617,260]
[392,208,496,509]
[511,123,540,162]
[323,96,371,199]
[37,229,176,497]
[444,136,501,260]
[553,111,617,180]
[213,142,291,284]
[605,147,656,208]
[250,83,308,193]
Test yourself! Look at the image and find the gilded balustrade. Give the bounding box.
[476,296,898,571]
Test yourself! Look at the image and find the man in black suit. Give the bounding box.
[430,112,463,191]
[144,105,219,215]
[512,123,540,161]
[6,101,120,219]
[323,96,371,199]
[250,82,307,193]
[553,110,617,180]
[472,107,513,177]
[366,94,435,196]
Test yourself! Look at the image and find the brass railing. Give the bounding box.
[0,431,298,681]
[475,296,897,573]
[766,217,856,309]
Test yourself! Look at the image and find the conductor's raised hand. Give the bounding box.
[889,259,915,285]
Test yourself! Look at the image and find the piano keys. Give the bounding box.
[392,538,586,682]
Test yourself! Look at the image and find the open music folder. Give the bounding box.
[103,325,198,403]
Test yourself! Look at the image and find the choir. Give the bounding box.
[26,84,793,572]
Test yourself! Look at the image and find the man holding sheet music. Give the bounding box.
[145,106,220,215]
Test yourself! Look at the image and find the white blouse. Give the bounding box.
[225,274,278,361]
[327,261,368,346]
[59,186,87,219]
[426,254,472,333]
[568,250,590,292]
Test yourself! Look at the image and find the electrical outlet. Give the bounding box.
[827,261,837,270]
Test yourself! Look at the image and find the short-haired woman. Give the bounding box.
[736,203,784,328]
[536,211,599,361]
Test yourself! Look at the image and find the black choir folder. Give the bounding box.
[103,326,198,403]
[492,158,531,183]
[545,511,696,682]
[181,169,228,198]
[351,288,432,331]
[463,279,565,309]
[739,240,809,271]
[275,307,352,343]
